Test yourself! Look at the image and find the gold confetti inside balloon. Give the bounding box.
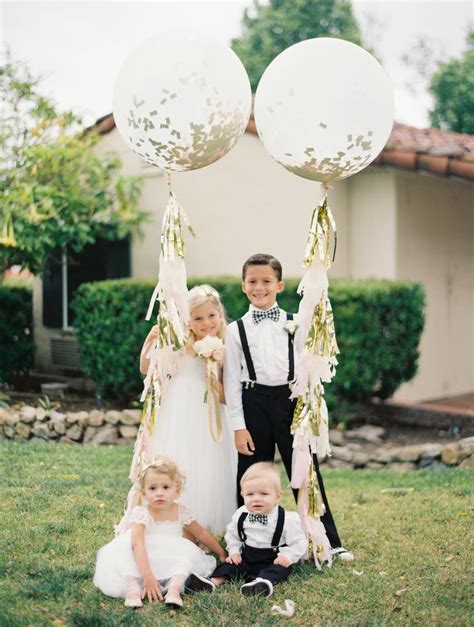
[113,33,252,171]
[254,38,394,183]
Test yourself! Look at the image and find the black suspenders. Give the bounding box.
[237,506,286,551]
[237,313,295,387]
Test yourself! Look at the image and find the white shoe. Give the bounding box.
[240,577,273,598]
[165,591,183,608]
[331,546,354,561]
[184,572,216,593]
[124,595,143,608]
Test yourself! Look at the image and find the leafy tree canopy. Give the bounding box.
[0,53,147,277]
[429,28,474,134]
[232,0,363,91]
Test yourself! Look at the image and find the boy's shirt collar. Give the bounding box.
[248,302,280,313]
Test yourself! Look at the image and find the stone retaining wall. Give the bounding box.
[1,407,473,470]
[0,406,141,446]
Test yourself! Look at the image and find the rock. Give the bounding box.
[15,422,31,439]
[441,443,460,465]
[459,455,474,469]
[346,442,362,451]
[116,437,136,447]
[66,424,84,442]
[4,425,15,438]
[330,446,354,463]
[90,426,118,446]
[396,445,426,463]
[119,425,138,439]
[87,410,104,427]
[352,452,370,468]
[66,411,89,426]
[389,462,417,472]
[366,461,385,469]
[329,429,345,446]
[370,447,399,463]
[419,443,443,459]
[6,412,20,427]
[83,426,98,444]
[59,436,78,445]
[121,409,141,426]
[51,415,66,436]
[459,436,474,460]
[327,458,353,469]
[35,408,48,422]
[104,410,122,425]
[29,436,51,444]
[31,422,50,440]
[345,424,386,444]
[0,408,10,425]
[20,406,37,422]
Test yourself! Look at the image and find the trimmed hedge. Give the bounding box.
[71,277,425,404]
[0,282,35,384]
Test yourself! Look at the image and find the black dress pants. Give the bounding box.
[237,384,342,548]
[211,545,291,585]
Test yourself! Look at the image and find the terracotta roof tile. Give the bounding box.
[91,114,474,181]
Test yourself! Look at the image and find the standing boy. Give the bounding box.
[224,253,352,560]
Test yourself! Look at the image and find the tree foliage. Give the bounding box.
[429,29,474,134]
[232,0,363,91]
[0,53,146,277]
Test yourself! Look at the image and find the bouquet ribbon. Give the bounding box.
[206,358,222,443]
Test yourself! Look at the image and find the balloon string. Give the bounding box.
[166,171,172,193]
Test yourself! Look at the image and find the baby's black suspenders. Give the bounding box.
[237,313,295,388]
[237,506,286,552]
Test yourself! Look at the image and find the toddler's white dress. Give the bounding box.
[94,504,215,598]
[148,353,237,534]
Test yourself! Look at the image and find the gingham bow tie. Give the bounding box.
[248,513,268,525]
[252,306,280,325]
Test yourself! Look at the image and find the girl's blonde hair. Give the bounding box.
[187,284,226,343]
[140,456,186,493]
[240,462,281,495]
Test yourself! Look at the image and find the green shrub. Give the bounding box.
[71,277,424,404]
[0,283,35,383]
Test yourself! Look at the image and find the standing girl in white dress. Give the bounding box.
[94,457,226,608]
[137,285,237,534]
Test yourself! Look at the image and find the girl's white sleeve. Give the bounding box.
[179,504,196,526]
[224,507,244,555]
[129,506,151,528]
[278,512,308,564]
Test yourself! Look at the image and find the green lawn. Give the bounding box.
[1,440,472,626]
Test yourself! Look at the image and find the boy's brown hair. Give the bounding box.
[242,253,282,281]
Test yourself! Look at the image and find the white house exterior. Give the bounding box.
[33,116,474,404]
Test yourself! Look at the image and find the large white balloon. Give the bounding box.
[254,38,394,183]
[113,34,252,171]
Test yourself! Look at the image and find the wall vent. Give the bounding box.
[50,337,82,371]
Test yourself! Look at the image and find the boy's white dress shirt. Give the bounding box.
[225,505,308,565]
[224,305,300,431]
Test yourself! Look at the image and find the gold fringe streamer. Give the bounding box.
[305,293,339,358]
[303,193,337,269]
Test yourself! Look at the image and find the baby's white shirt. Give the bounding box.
[225,505,307,565]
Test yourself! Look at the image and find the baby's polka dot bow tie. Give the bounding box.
[248,513,269,525]
[252,305,280,325]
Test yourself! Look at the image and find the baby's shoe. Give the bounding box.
[240,577,273,598]
[331,546,354,561]
[184,572,215,593]
[124,595,143,608]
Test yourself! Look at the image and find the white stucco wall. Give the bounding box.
[395,171,474,402]
[97,128,350,281]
